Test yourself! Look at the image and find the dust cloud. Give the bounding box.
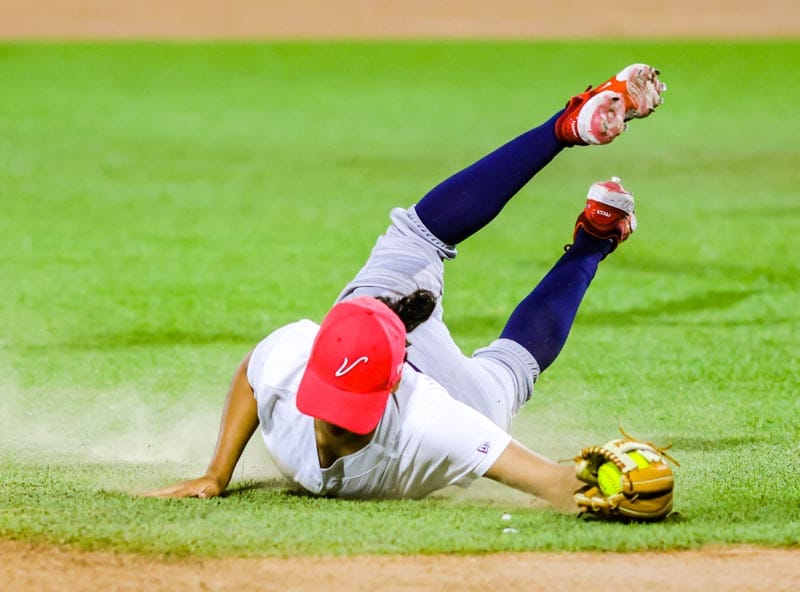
[0,359,279,490]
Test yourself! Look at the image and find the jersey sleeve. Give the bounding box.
[405,377,513,491]
[246,330,279,391]
[246,319,319,392]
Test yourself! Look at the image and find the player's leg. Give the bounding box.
[396,68,662,427]
[498,178,635,370]
[407,179,636,429]
[414,64,664,246]
[339,66,663,429]
[340,63,665,304]
[337,106,571,303]
[468,178,636,420]
[335,109,566,305]
[413,112,564,246]
[336,105,567,421]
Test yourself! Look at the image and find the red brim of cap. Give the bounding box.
[296,365,392,435]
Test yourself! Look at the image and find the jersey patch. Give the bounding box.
[477,441,491,454]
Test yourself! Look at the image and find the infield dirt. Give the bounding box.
[2,1,798,590]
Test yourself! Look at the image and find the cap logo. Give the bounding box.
[334,356,369,377]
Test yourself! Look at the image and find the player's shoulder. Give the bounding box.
[255,319,319,351]
[247,319,320,389]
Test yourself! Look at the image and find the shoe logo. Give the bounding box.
[335,356,369,377]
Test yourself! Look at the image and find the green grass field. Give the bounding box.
[1,41,798,556]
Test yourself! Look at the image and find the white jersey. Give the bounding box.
[247,320,512,500]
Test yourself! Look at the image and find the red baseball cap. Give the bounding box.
[296,296,407,435]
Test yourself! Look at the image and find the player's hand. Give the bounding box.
[140,475,224,499]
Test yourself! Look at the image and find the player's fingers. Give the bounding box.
[139,489,170,498]
[139,485,182,498]
[141,476,223,499]
[140,481,201,498]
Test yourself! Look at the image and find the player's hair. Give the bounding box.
[376,289,436,333]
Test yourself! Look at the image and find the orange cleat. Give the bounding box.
[574,177,637,252]
[555,64,667,146]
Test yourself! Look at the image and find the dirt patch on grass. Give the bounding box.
[4,539,800,592]
[2,1,797,591]
[2,0,798,39]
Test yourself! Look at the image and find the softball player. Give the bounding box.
[144,64,666,511]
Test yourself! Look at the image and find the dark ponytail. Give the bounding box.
[377,289,437,333]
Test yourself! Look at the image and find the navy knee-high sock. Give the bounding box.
[415,112,563,245]
[500,230,613,372]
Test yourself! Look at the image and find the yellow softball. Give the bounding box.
[597,462,623,496]
[628,451,650,469]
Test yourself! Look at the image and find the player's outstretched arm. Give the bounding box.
[141,353,260,499]
[484,439,582,513]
